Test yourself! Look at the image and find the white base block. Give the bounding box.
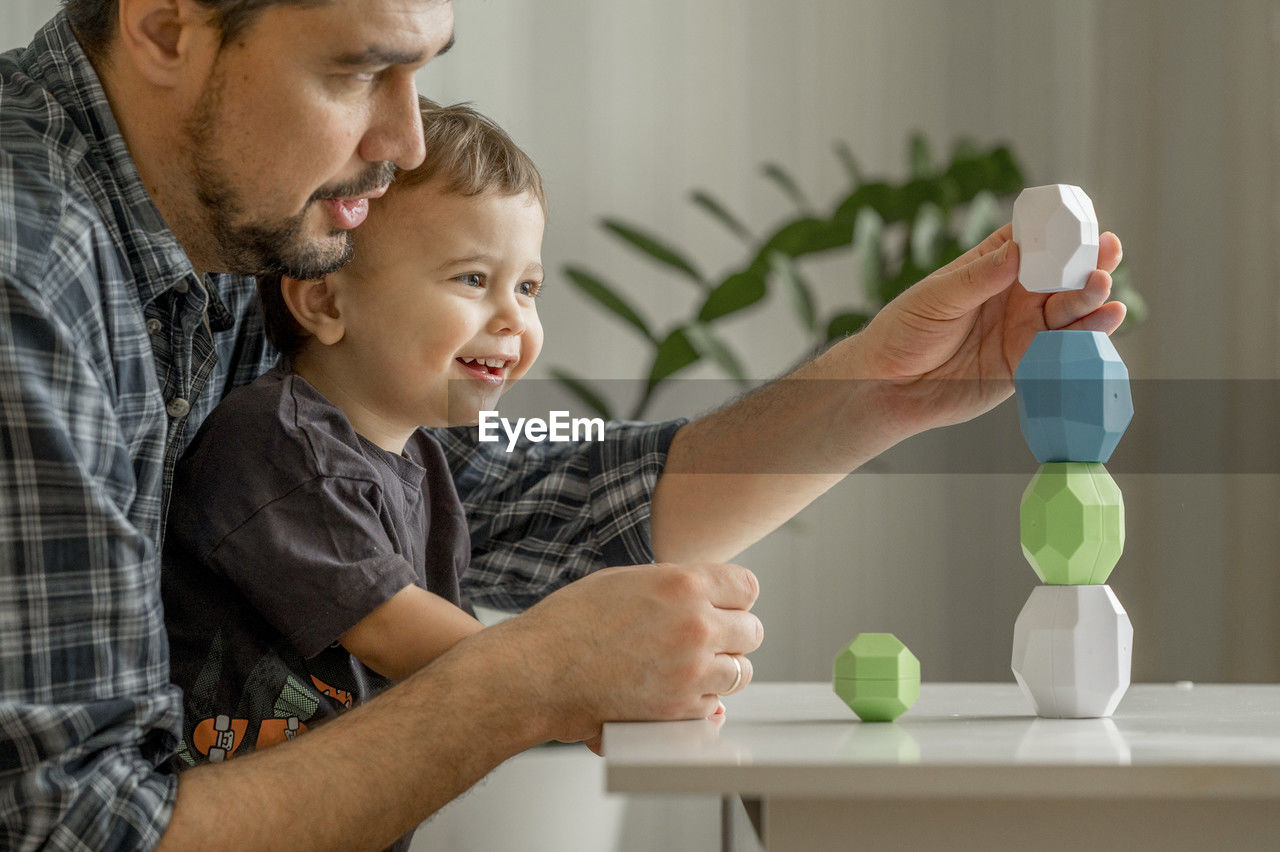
[1011,584,1133,718]
[1012,184,1100,293]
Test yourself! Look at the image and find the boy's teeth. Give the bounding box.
[460,357,507,368]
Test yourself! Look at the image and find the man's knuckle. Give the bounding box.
[677,617,711,648]
[660,569,701,600]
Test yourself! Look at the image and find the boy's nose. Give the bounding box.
[487,293,527,336]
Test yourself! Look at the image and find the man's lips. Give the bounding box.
[319,185,389,230]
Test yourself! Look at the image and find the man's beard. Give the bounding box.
[182,70,395,279]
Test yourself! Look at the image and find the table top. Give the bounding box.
[603,683,1280,799]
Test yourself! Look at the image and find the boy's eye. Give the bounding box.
[518,280,542,298]
[457,273,484,288]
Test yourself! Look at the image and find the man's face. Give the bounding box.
[182,0,453,277]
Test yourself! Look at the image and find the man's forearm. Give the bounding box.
[158,630,542,852]
[650,335,907,564]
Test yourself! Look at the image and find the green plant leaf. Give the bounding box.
[758,217,852,258]
[767,251,817,333]
[602,218,706,288]
[909,133,934,179]
[684,323,749,385]
[834,140,862,185]
[563,266,656,343]
[548,367,615,421]
[825,311,871,341]
[646,327,701,391]
[950,138,980,161]
[762,162,812,213]
[909,202,945,268]
[879,258,928,306]
[946,145,1024,199]
[690,190,753,242]
[960,190,1001,248]
[1110,263,1146,332]
[697,269,767,323]
[852,207,885,304]
[834,181,906,225]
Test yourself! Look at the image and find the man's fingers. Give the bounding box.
[710,606,764,655]
[934,222,1012,276]
[922,236,1020,318]
[1059,300,1127,334]
[1098,231,1122,273]
[714,653,752,696]
[700,562,760,610]
[1044,269,1112,330]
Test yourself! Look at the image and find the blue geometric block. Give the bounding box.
[1014,331,1132,463]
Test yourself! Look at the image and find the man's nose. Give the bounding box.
[359,74,426,171]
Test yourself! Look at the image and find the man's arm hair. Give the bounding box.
[158,629,543,851]
[650,343,904,563]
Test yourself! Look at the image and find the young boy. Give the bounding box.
[161,99,546,768]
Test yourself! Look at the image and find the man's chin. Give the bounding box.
[273,230,353,280]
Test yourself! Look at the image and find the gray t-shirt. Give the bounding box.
[161,361,471,767]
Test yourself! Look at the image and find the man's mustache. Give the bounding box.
[311,162,397,203]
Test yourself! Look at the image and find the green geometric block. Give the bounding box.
[1020,462,1124,584]
[832,633,920,722]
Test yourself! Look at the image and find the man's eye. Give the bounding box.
[518,280,542,297]
[457,273,484,287]
[335,71,379,89]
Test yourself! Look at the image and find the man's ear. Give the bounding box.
[116,0,218,88]
[281,276,347,347]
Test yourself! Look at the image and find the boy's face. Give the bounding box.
[326,182,545,429]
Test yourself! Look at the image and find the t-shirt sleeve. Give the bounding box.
[199,476,418,658]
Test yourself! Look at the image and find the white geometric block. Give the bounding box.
[1012,184,1100,293]
[1011,584,1133,718]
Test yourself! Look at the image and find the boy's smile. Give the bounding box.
[455,353,520,386]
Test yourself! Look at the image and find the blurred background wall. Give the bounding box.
[422,0,1280,687]
[5,1,1278,847]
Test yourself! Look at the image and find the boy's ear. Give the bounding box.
[116,0,218,88]
[280,275,346,347]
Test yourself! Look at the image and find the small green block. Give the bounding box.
[832,633,920,722]
[1020,462,1125,584]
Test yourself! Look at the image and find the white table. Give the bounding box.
[603,683,1280,851]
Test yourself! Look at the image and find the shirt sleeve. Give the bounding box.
[196,475,420,658]
[432,419,686,611]
[0,267,181,850]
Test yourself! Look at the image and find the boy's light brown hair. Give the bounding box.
[258,97,546,358]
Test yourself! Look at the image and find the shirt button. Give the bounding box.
[166,398,191,418]
[145,318,163,336]
[173,280,190,295]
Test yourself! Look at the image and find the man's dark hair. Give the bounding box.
[62,0,324,60]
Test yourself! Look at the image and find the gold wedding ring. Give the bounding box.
[720,654,743,696]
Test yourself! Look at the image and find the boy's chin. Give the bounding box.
[444,401,499,428]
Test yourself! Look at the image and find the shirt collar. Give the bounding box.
[24,13,201,306]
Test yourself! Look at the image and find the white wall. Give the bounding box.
[6,0,1276,683]
[422,0,1280,685]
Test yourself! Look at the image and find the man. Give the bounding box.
[0,0,1123,848]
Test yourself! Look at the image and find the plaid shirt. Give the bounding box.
[0,14,680,850]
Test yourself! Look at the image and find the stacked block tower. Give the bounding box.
[1009,185,1135,718]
